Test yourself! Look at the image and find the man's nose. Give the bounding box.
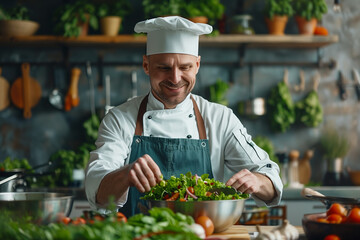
[169,68,182,83]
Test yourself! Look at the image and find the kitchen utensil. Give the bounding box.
[105,75,113,114]
[10,63,42,118]
[352,68,360,101]
[147,199,246,233]
[0,161,53,192]
[49,67,63,109]
[337,71,348,100]
[0,192,73,224]
[302,212,360,240]
[301,188,360,208]
[0,67,10,111]
[238,65,266,117]
[86,61,96,116]
[64,67,81,111]
[298,150,313,185]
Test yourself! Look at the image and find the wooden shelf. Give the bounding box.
[0,34,339,48]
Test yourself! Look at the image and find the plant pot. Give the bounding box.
[265,15,288,35]
[100,16,122,36]
[77,13,90,37]
[188,16,208,24]
[295,16,317,35]
[0,20,39,37]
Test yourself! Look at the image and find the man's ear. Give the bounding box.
[143,55,149,75]
[195,56,201,74]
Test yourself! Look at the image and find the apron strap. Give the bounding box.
[135,94,207,139]
[190,95,207,140]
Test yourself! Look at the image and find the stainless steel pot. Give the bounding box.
[0,192,73,224]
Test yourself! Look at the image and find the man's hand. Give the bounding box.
[226,169,276,202]
[128,154,162,193]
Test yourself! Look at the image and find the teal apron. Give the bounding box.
[121,95,213,217]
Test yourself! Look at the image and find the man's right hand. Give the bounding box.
[128,154,162,193]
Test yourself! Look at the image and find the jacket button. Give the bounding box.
[187,135,192,139]
[188,114,193,118]
[147,115,152,119]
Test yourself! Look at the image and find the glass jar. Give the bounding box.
[230,15,255,35]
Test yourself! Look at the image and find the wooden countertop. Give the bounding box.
[209,225,305,240]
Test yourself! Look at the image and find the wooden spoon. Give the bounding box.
[64,67,81,111]
[0,67,10,111]
[10,63,42,118]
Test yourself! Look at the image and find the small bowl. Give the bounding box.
[0,20,39,37]
[148,199,246,233]
[302,213,360,240]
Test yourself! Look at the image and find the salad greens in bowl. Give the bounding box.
[143,172,249,233]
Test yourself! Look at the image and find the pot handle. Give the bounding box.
[0,173,21,186]
[301,188,325,197]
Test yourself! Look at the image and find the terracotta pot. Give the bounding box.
[295,16,317,35]
[265,15,288,35]
[188,16,208,24]
[78,13,90,36]
[100,16,122,36]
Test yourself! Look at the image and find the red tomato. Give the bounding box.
[346,207,360,223]
[317,217,328,223]
[326,214,343,224]
[324,234,341,240]
[195,215,214,237]
[326,203,347,217]
[166,192,180,201]
[117,212,127,223]
[205,192,212,197]
[187,186,195,194]
[72,217,86,225]
[61,217,72,225]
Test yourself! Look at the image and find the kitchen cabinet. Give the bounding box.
[281,200,326,226]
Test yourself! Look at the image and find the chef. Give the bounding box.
[85,16,283,216]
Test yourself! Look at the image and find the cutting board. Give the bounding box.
[208,225,250,240]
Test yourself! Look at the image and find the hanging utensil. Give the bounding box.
[105,75,113,115]
[86,61,96,116]
[49,67,64,110]
[10,63,42,118]
[0,67,10,111]
[352,68,360,101]
[64,67,81,111]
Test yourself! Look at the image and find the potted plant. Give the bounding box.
[319,126,350,186]
[97,0,131,36]
[293,0,328,35]
[53,0,98,37]
[263,0,294,35]
[182,0,225,25]
[0,4,39,37]
[142,0,182,18]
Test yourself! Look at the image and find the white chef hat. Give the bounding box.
[134,16,213,56]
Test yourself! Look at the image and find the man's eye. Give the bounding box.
[159,67,170,71]
[180,66,191,71]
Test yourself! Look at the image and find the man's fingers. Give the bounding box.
[142,154,162,183]
[128,168,146,193]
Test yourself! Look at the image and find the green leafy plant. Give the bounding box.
[267,81,295,132]
[182,0,224,22]
[97,0,131,18]
[320,127,350,159]
[264,0,294,19]
[293,0,328,20]
[253,136,280,165]
[53,0,98,37]
[0,4,30,20]
[142,0,182,18]
[209,78,229,106]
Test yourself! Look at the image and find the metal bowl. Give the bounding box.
[0,192,73,224]
[148,199,246,233]
[302,212,360,240]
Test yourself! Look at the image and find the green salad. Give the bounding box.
[141,172,249,201]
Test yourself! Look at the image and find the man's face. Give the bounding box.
[143,53,200,109]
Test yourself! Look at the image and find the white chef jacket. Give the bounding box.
[85,92,283,211]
